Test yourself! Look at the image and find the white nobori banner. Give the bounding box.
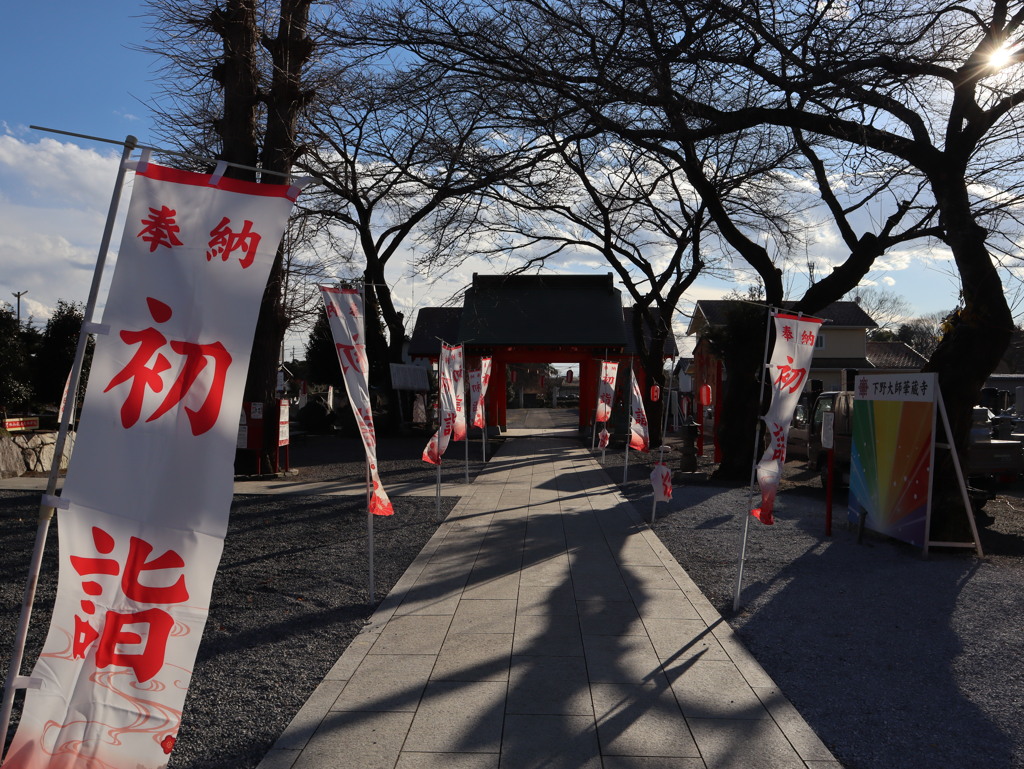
[596,360,618,423]
[3,163,298,769]
[469,357,492,429]
[752,311,823,524]
[422,343,463,464]
[319,286,393,516]
[627,369,650,452]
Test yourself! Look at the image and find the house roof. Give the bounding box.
[865,341,928,370]
[687,300,878,335]
[408,307,463,358]
[458,273,628,347]
[807,357,873,371]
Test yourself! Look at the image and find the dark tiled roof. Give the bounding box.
[809,357,873,370]
[408,307,463,358]
[865,341,928,370]
[458,273,628,347]
[692,300,878,332]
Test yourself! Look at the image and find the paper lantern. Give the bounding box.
[566,370,574,383]
[699,384,712,406]
[650,385,661,402]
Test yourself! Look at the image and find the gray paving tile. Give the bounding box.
[572,576,632,601]
[577,599,645,636]
[431,632,513,682]
[517,582,577,615]
[635,589,702,620]
[622,564,683,592]
[450,598,517,634]
[269,676,347,751]
[688,717,806,769]
[395,753,500,769]
[404,680,506,753]
[591,681,701,757]
[513,613,583,656]
[294,710,413,769]
[667,659,771,719]
[462,572,521,600]
[255,749,299,769]
[501,714,602,769]
[370,615,452,655]
[754,685,836,761]
[507,655,593,715]
[644,617,731,663]
[600,758,705,769]
[614,540,665,566]
[582,634,665,684]
[331,654,435,712]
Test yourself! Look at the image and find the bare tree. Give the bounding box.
[143,0,316,467]
[850,287,913,338]
[297,58,567,388]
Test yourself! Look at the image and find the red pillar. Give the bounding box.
[488,357,507,430]
[579,357,597,431]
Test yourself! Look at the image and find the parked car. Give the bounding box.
[788,391,1024,490]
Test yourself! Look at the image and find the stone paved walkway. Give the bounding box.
[257,410,840,769]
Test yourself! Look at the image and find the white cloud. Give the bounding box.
[0,136,129,324]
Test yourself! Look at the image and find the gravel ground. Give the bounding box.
[0,427,486,768]
[4,411,1024,769]
[606,434,1024,769]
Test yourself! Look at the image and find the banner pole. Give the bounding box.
[1,137,137,753]
[732,306,774,613]
[435,355,443,521]
[366,461,375,604]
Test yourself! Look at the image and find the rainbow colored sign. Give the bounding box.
[848,373,938,547]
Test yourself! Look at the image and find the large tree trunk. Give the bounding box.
[709,305,769,482]
[924,179,1013,540]
[230,0,312,472]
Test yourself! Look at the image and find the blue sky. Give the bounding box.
[2,2,159,146]
[0,0,996,355]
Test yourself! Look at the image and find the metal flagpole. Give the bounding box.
[733,307,778,612]
[1,136,138,752]
[360,282,376,606]
[366,461,375,604]
[623,358,634,485]
[435,354,443,521]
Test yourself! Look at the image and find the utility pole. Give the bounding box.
[11,290,27,325]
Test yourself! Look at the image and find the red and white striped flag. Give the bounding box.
[319,286,394,517]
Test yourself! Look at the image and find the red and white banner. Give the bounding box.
[3,163,299,769]
[650,463,673,502]
[596,360,618,423]
[752,312,823,524]
[319,286,394,517]
[627,369,650,452]
[452,348,467,442]
[423,343,463,464]
[469,357,492,429]
[598,427,610,449]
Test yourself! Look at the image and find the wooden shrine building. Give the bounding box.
[409,273,676,431]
